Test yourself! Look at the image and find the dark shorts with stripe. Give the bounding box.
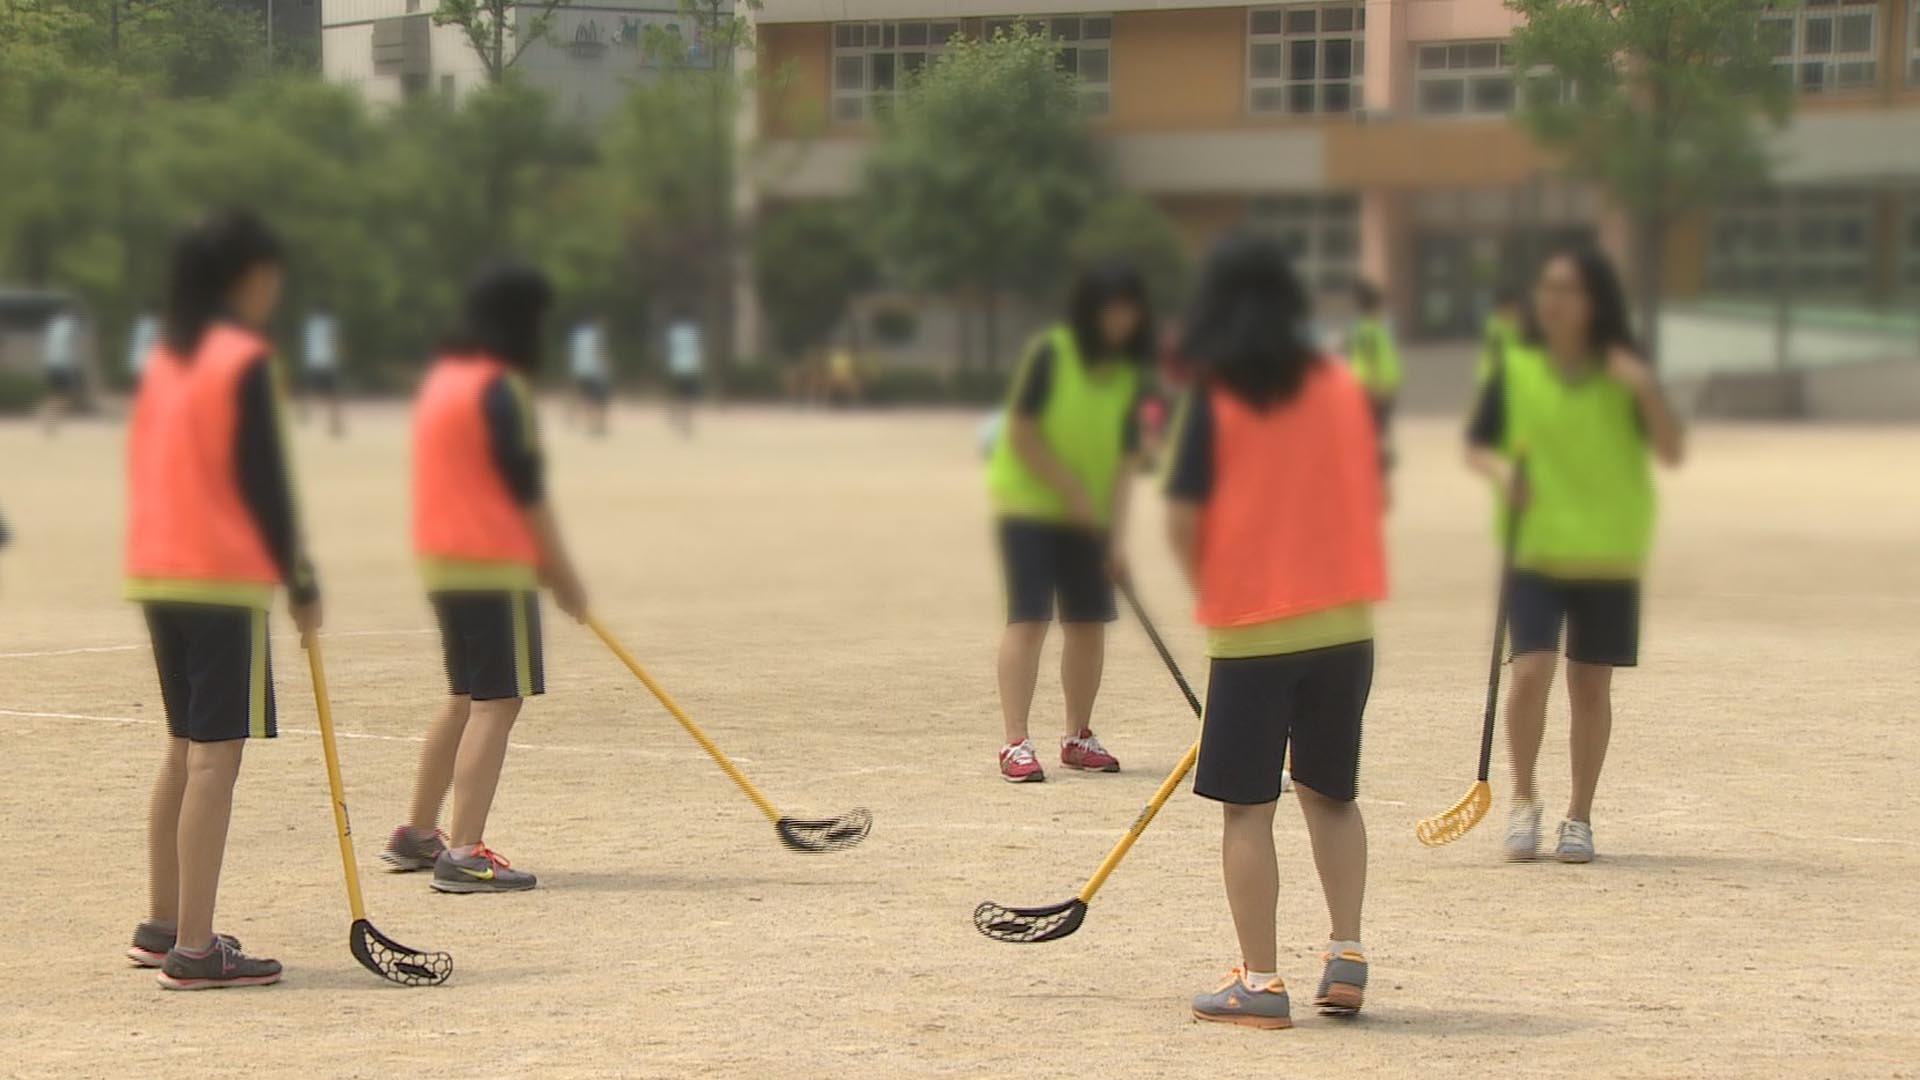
[1195,641,1373,805]
[997,518,1116,624]
[143,603,275,743]
[431,591,545,701]
[1507,571,1640,667]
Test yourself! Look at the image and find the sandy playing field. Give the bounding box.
[1,404,1915,1079]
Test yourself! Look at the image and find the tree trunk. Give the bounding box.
[1633,211,1664,366]
[984,286,1001,373]
[491,2,506,82]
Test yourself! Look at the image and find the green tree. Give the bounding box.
[1507,0,1792,358]
[433,0,570,84]
[753,202,876,360]
[1069,194,1192,317]
[864,24,1104,368]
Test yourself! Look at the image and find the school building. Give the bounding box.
[746,0,1920,347]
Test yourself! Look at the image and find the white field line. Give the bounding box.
[0,627,436,660]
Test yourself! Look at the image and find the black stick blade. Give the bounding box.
[350,918,453,987]
[972,898,1089,944]
[776,807,872,853]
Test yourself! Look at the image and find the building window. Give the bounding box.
[1761,0,1878,94]
[1707,187,1876,294]
[1910,2,1920,85]
[982,15,1113,115]
[830,20,961,123]
[1249,193,1360,294]
[1413,40,1516,115]
[1248,4,1365,116]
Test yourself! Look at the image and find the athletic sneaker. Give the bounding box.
[1554,818,1595,864]
[999,739,1045,783]
[1060,729,1119,773]
[380,825,448,873]
[1505,799,1542,861]
[1314,949,1369,1016]
[126,923,239,968]
[429,843,537,894]
[1191,966,1292,1030]
[156,938,282,990]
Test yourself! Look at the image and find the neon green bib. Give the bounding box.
[986,325,1137,526]
[1500,344,1654,578]
[1349,317,1401,394]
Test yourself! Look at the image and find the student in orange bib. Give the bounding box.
[382,262,589,893]
[1165,232,1387,1030]
[125,210,320,989]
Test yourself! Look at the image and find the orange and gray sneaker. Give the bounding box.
[126,923,239,968]
[1314,948,1368,1016]
[1060,728,1119,773]
[1191,965,1292,1029]
[156,937,282,990]
[430,843,537,893]
[380,825,448,873]
[999,739,1045,783]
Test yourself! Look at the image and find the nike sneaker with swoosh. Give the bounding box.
[429,843,537,893]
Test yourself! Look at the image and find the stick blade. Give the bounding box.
[972,898,1089,944]
[776,807,872,853]
[350,918,453,987]
[1415,781,1491,847]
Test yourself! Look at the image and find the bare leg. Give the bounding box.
[327,395,344,439]
[997,621,1048,746]
[1221,800,1280,973]
[1059,621,1106,737]
[446,697,524,847]
[175,739,245,952]
[406,696,472,834]
[146,737,190,923]
[1505,652,1557,803]
[1564,661,1615,822]
[1295,782,1367,942]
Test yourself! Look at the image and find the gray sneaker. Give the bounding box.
[380,825,448,873]
[127,922,240,968]
[1191,967,1293,1030]
[430,844,537,894]
[1554,819,1595,863]
[1505,799,1542,862]
[1314,949,1369,1016]
[156,938,282,990]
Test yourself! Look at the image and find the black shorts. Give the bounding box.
[997,518,1116,624]
[1507,571,1640,667]
[1194,641,1373,804]
[46,369,79,396]
[307,370,340,396]
[672,374,700,402]
[578,376,610,404]
[144,603,276,743]
[431,591,545,701]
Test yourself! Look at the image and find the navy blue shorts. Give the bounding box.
[1507,571,1640,667]
[431,591,545,700]
[996,518,1116,624]
[1194,642,1373,805]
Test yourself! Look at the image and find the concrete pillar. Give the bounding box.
[731,6,763,364]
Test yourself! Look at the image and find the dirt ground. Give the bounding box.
[1,403,1916,1080]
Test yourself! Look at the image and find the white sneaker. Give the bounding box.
[1504,800,1542,861]
[1554,819,1595,863]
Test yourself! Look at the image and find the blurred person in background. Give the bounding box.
[825,343,861,408]
[1346,280,1401,464]
[665,309,703,436]
[39,303,82,436]
[568,316,611,438]
[302,309,345,438]
[984,260,1151,783]
[125,209,319,989]
[1478,284,1524,384]
[1466,245,1684,865]
[1167,230,1386,1030]
[383,261,590,894]
[127,312,159,392]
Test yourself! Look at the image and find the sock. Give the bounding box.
[450,844,480,859]
[174,940,215,959]
[1243,969,1279,990]
[1328,939,1364,958]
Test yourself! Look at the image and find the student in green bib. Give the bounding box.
[1466,245,1685,864]
[985,261,1151,783]
[1477,284,1523,384]
[1347,280,1401,454]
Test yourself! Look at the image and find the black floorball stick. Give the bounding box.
[973,580,1202,944]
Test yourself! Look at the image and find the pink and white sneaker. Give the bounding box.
[1060,728,1120,773]
[999,739,1046,783]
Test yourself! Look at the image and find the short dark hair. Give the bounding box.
[453,260,555,373]
[1179,229,1321,409]
[162,209,283,357]
[1523,244,1637,359]
[1352,278,1384,314]
[1067,259,1154,366]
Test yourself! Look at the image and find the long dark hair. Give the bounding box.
[1523,244,1637,360]
[449,260,554,373]
[1179,230,1320,408]
[1067,259,1154,366]
[161,209,283,357]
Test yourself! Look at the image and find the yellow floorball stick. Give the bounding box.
[586,616,871,853]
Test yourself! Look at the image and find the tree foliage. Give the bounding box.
[433,0,571,84]
[753,203,876,358]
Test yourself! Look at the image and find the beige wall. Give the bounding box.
[1106,8,1247,131]
[759,22,833,140]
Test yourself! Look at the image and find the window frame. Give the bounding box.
[829,19,962,124]
[1760,0,1880,96]
[1248,192,1361,296]
[1247,3,1367,118]
[1706,186,1879,297]
[981,14,1114,116]
[1412,39,1517,117]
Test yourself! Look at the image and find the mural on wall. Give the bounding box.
[547,7,713,69]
